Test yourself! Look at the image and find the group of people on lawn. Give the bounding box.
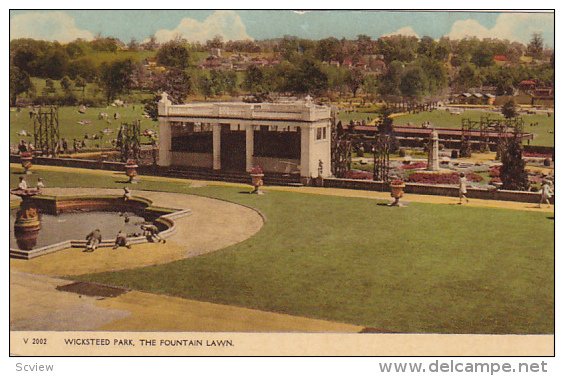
[84,187,166,252]
[84,223,165,253]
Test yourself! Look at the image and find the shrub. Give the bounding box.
[398,148,407,157]
[489,166,501,177]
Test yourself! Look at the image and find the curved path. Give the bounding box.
[10,188,264,276]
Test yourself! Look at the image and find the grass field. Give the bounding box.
[394,110,555,147]
[338,111,378,124]
[10,167,554,334]
[10,106,157,149]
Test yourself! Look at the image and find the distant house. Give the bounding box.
[493,55,509,66]
[342,57,354,68]
[199,56,233,70]
[531,87,554,106]
[453,92,492,105]
[369,59,387,75]
[519,80,537,91]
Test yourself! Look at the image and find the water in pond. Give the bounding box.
[9,211,147,250]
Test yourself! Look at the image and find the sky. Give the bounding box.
[9,10,555,47]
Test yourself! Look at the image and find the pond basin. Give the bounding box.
[9,194,190,260]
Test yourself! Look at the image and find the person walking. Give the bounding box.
[539,180,553,208]
[85,229,102,252]
[459,172,469,204]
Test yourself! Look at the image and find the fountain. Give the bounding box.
[10,188,41,250]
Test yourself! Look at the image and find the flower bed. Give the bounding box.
[523,152,552,158]
[400,161,427,170]
[489,166,501,178]
[345,170,373,180]
[407,172,483,185]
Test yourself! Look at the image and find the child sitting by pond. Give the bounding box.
[85,229,102,252]
[113,230,131,249]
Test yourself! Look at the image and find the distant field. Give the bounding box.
[394,110,554,147]
[28,77,154,104]
[10,105,157,149]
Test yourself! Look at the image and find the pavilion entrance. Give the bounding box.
[220,126,246,171]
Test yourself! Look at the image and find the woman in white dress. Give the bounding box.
[459,173,469,204]
[539,180,553,208]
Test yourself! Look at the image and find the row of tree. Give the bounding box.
[10,33,554,107]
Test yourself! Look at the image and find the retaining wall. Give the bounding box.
[322,178,554,204]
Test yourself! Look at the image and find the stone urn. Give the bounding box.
[125,159,139,183]
[10,188,41,250]
[389,179,406,206]
[250,166,264,195]
[20,152,33,174]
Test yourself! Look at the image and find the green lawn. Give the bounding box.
[338,111,378,124]
[10,105,157,149]
[394,110,554,147]
[9,167,554,334]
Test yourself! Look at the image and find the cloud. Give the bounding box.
[153,11,252,43]
[382,26,420,38]
[10,11,94,42]
[446,13,554,44]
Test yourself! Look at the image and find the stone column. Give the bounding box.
[157,119,171,167]
[212,123,221,170]
[300,125,312,178]
[427,129,440,171]
[245,125,254,172]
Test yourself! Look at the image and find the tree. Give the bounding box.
[198,76,214,99]
[527,33,544,60]
[74,75,87,101]
[98,59,134,104]
[141,35,159,51]
[345,68,365,97]
[378,60,404,96]
[9,65,32,106]
[417,57,447,95]
[376,106,399,152]
[500,135,529,191]
[156,39,190,69]
[501,100,518,119]
[68,58,97,81]
[315,37,342,62]
[153,68,191,103]
[60,76,73,93]
[127,38,139,51]
[43,78,56,96]
[286,58,328,96]
[454,63,481,90]
[400,66,428,98]
[206,35,224,50]
[243,65,267,95]
[143,68,192,120]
